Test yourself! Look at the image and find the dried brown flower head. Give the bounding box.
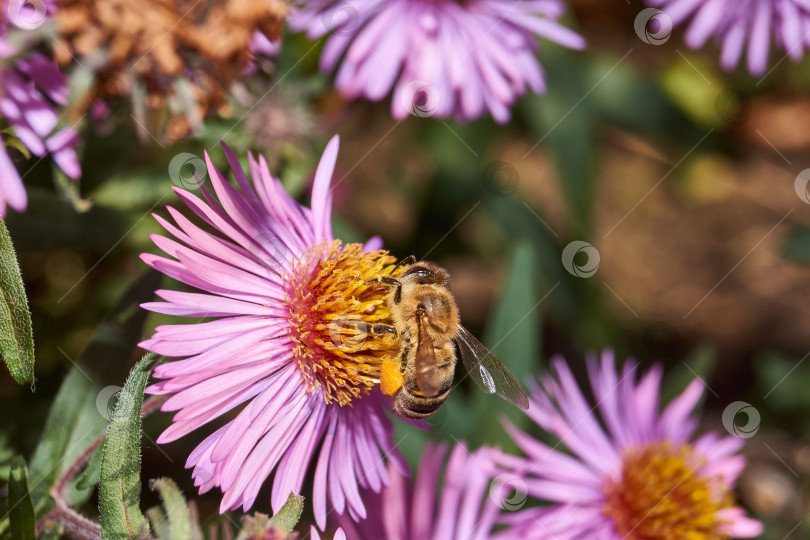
[54,0,286,142]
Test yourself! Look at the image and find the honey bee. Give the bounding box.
[367,258,529,419]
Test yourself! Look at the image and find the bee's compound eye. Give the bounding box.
[403,265,434,280]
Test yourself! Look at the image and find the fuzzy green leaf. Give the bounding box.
[148,478,193,540]
[267,493,304,533]
[0,220,35,384]
[75,447,103,491]
[99,354,155,539]
[8,456,35,540]
[27,271,159,512]
[234,494,303,540]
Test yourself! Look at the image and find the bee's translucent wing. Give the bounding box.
[414,312,443,396]
[454,325,529,410]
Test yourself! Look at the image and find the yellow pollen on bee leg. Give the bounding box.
[284,240,404,406]
[380,357,403,396]
[603,441,735,540]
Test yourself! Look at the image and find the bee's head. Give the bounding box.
[402,261,450,287]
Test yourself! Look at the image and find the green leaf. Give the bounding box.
[26,271,160,523]
[99,353,156,539]
[148,478,193,540]
[468,242,541,450]
[234,494,303,540]
[522,49,597,234]
[660,343,717,406]
[0,220,35,384]
[8,456,35,540]
[267,493,304,533]
[755,350,810,412]
[781,225,810,265]
[53,168,92,213]
[75,447,102,491]
[1,129,31,159]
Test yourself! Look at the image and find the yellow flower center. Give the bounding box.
[603,441,734,539]
[284,240,403,406]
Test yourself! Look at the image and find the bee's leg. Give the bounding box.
[394,255,416,270]
[364,276,402,304]
[370,324,398,336]
[399,342,410,373]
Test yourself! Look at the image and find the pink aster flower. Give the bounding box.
[140,136,410,530]
[644,0,810,76]
[334,441,504,539]
[311,526,347,540]
[493,351,763,539]
[0,2,81,216]
[289,0,585,123]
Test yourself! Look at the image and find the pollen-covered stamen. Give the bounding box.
[284,240,403,406]
[603,441,734,539]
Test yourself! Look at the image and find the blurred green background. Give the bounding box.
[2,2,810,537]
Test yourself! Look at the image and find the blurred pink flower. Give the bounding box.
[140,136,409,529]
[335,441,504,540]
[493,351,763,539]
[311,526,347,540]
[645,0,810,76]
[0,3,81,217]
[289,0,585,123]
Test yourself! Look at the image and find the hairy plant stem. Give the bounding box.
[34,395,167,540]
